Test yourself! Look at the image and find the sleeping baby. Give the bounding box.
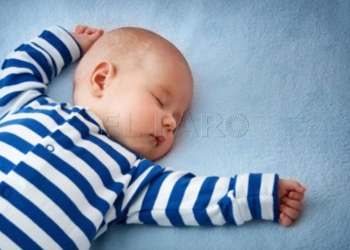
[0,25,306,249]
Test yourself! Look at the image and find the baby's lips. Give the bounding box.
[151,134,166,145]
[155,135,166,143]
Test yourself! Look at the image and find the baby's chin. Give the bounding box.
[133,143,172,161]
[138,148,166,161]
[113,135,173,161]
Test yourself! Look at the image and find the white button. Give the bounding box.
[46,144,55,152]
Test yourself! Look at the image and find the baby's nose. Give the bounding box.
[162,116,176,131]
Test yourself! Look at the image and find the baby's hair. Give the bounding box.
[73,27,189,93]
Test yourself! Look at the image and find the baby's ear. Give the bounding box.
[90,61,116,97]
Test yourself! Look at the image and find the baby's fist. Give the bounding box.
[70,25,104,54]
[278,179,306,226]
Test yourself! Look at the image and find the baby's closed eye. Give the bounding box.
[152,92,165,108]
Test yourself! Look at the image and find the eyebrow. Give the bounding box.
[158,84,173,98]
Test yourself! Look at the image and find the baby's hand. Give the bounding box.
[278,179,306,226]
[70,25,104,54]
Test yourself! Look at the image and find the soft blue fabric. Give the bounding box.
[1,0,349,249]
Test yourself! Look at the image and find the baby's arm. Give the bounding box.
[0,26,79,115]
[0,25,102,116]
[120,159,281,227]
[121,162,306,227]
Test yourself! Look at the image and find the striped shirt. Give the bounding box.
[0,26,279,249]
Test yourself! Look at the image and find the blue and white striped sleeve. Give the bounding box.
[124,159,279,226]
[0,26,81,114]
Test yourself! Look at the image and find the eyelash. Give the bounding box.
[154,95,164,107]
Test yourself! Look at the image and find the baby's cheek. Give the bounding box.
[167,132,175,145]
[164,136,175,154]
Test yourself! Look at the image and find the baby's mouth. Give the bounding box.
[152,135,165,145]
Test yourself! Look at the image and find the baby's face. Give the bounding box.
[98,49,193,160]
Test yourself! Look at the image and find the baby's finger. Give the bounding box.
[279,213,292,227]
[91,29,104,38]
[280,204,300,220]
[296,184,306,193]
[286,180,306,193]
[86,28,97,35]
[74,25,81,33]
[75,25,87,34]
[282,197,302,210]
[289,191,304,200]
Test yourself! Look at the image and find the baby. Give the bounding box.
[0,25,306,249]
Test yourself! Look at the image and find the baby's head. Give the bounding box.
[73,27,193,160]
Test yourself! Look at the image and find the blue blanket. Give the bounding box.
[1,0,349,249]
